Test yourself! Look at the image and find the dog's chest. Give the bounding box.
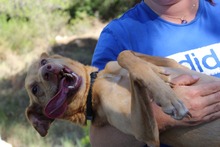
[93,73,132,117]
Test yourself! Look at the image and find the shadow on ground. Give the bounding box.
[51,38,97,65]
[0,37,97,146]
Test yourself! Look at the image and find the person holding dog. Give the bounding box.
[90,0,220,146]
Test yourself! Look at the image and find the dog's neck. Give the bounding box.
[62,66,98,126]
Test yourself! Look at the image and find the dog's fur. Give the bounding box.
[25,51,220,147]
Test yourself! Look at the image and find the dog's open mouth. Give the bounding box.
[44,67,82,119]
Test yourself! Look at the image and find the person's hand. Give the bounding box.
[172,76,220,126]
[153,75,220,132]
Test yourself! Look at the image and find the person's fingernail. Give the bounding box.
[192,75,199,79]
[163,70,170,75]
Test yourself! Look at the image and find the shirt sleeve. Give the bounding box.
[91,22,125,70]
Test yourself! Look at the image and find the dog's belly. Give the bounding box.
[94,71,135,134]
[160,119,220,146]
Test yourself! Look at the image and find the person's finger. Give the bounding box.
[181,105,220,126]
[177,82,220,97]
[169,74,199,86]
[202,103,220,117]
[202,109,220,123]
[200,91,220,106]
[197,82,220,96]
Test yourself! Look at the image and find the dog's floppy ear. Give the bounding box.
[25,103,54,137]
[40,52,49,59]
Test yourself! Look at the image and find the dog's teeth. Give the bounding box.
[68,86,75,89]
[64,73,73,78]
[67,73,73,77]
[71,72,77,77]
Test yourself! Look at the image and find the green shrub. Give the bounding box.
[0,0,140,53]
[0,14,36,53]
[66,0,140,21]
[0,0,71,54]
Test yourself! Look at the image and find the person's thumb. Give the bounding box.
[170,74,199,86]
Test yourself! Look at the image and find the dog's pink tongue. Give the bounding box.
[44,78,69,119]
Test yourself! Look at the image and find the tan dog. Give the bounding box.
[25,51,220,147]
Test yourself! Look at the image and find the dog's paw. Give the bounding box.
[160,99,190,120]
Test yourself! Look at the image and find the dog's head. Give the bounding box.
[25,53,91,136]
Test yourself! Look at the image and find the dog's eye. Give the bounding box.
[41,59,47,66]
[32,85,38,95]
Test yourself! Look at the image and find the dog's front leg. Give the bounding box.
[129,73,160,147]
[117,51,189,120]
[117,51,190,146]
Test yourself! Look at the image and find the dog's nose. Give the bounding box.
[42,64,57,81]
[46,64,52,71]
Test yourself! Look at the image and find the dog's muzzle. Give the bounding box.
[44,67,82,119]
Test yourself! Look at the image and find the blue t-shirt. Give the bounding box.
[92,0,220,77]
